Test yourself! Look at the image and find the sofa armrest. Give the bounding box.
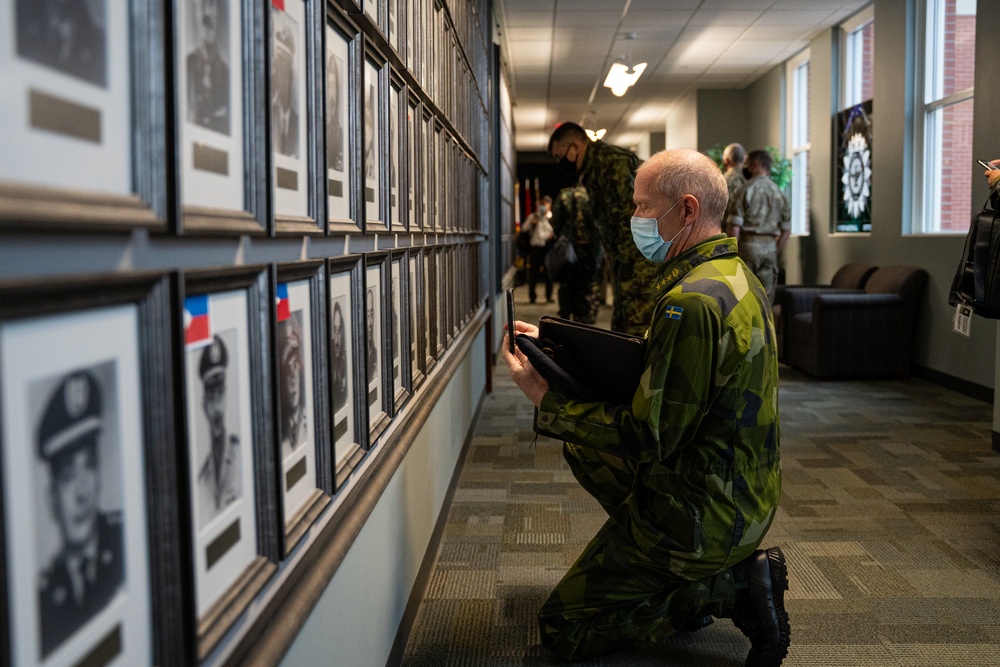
[813,293,903,312]
[785,287,863,316]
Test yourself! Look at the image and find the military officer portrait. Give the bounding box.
[194,333,242,528]
[16,0,108,87]
[186,0,231,135]
[35,367,124,659]
[271,8,300,159]
[278,312,307,459]
[331,298,348,413]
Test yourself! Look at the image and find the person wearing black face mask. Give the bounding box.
[547,122,658,335]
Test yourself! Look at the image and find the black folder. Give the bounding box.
[515,315,646,406]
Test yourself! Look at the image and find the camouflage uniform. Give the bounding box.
[726,174,791,302]
[725,168,747,199]
[551,185,604,323]
[579,140,658,335]
[533,234,782,660]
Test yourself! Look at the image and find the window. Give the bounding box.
[914,0,977,233]
[787,50,810,235]
[841,6,874,109]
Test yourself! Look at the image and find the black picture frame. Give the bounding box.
[0,0,169,234]
[324,9,362,235]
[174,0,269,236]
[389,249,411,413]
[406,96,420,232]
[177,266,278,661]
[389,71,405,233]
[326,255,366,490]
[423,247,442,366]
[0,272,181,666]
[270,0,326,236]
[407,250,425,391]
[363,40,389,233]
[271,261,331,559]
[363,252,391,443]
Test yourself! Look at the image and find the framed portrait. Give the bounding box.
[0,274,179,666]
[363,0,381,34]
[423,248,441,366]
[364,254,391,443]
[327,256,365,490]
[835,100,873,234]
[433,125,444,232]
[272,261,330,558]
[434,246,448,352]
[422,111,435,230]
[0,0,168,233]
[407,98,419,231]
[175,0,269,235]
[444,245,456,344]
[389,250,410,412]
[179,267,277,660]
[389,74,404,232]
[407,252,425,391]
[387,0,398,51]
[271,0,325,235]
[325,14,359,234]
[363,50,387,232]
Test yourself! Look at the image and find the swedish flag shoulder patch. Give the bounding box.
[664,305,683,320]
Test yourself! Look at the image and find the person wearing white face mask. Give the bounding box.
[503,148,787,666]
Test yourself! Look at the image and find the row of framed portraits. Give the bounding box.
[0,0,488,237]
[0,243,483,666]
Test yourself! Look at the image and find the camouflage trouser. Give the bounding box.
[557,254,603,324]
[538,443,740,660]
[737,235,778,303]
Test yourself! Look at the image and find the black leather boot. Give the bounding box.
[730,547,790,667]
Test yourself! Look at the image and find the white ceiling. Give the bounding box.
[495,0,871,151]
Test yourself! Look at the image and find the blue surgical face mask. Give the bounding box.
[630,197,684,263]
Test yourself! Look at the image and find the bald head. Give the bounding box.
[636,149,729,228]
[722,143,746,170]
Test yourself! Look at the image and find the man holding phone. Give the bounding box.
[980,159,1000,189]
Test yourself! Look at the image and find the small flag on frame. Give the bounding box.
[184,294,212,346]
[276,283,291,322]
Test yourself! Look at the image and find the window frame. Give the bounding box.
[786,48,810,236]
[840,4,874,110]
[911,0,977,235]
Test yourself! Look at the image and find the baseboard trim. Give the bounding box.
[912,364,993,404]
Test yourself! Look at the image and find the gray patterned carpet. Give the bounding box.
[402,284,1000,666]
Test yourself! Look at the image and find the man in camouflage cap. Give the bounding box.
[726,149,791,303]
[503,148,788,666]
[198,334,241,524]
[548,122,657,335]
[37,369,123,657]
[550,183,604,324]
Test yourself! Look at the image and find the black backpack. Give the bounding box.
[949,189,1000,319]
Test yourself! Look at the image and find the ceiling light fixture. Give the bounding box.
[582,110,606,142]
[585,128,607,141]
[603,33,646,97]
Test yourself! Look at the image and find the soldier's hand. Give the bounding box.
[502,324,548,407]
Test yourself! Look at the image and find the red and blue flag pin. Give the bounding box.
[184,294,212,346]
[276,283,291,321]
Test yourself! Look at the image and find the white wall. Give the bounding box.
[665,90,699,150]
[281,327,487,667]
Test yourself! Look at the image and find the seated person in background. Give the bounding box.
[503,148,789,667]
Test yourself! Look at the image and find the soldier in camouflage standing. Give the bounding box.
[548,122,657,335]
[726,149,791,303]
[723,142,747,198]
[550,184,603,323]
[503,148,789,666]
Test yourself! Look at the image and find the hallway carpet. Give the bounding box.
[402,284,1000,666]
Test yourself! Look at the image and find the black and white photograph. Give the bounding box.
[390,82,400,227]
[273,269,329,554]
[178,0,255,218]
[407,100,418,230]
[389,250,410,414]
[363,0,379,30]
[271,0,315,223]
[364,59,381,223]
[1,293,157,667]
[0,0,165,231]
[328,261,364,483]
[182,286,270,627]
[186,0,230,135]
[422,249,436,369]
[325,23,355,229]
[364,260,390,441]
[408,253,424,388]
[16,0,107,87]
